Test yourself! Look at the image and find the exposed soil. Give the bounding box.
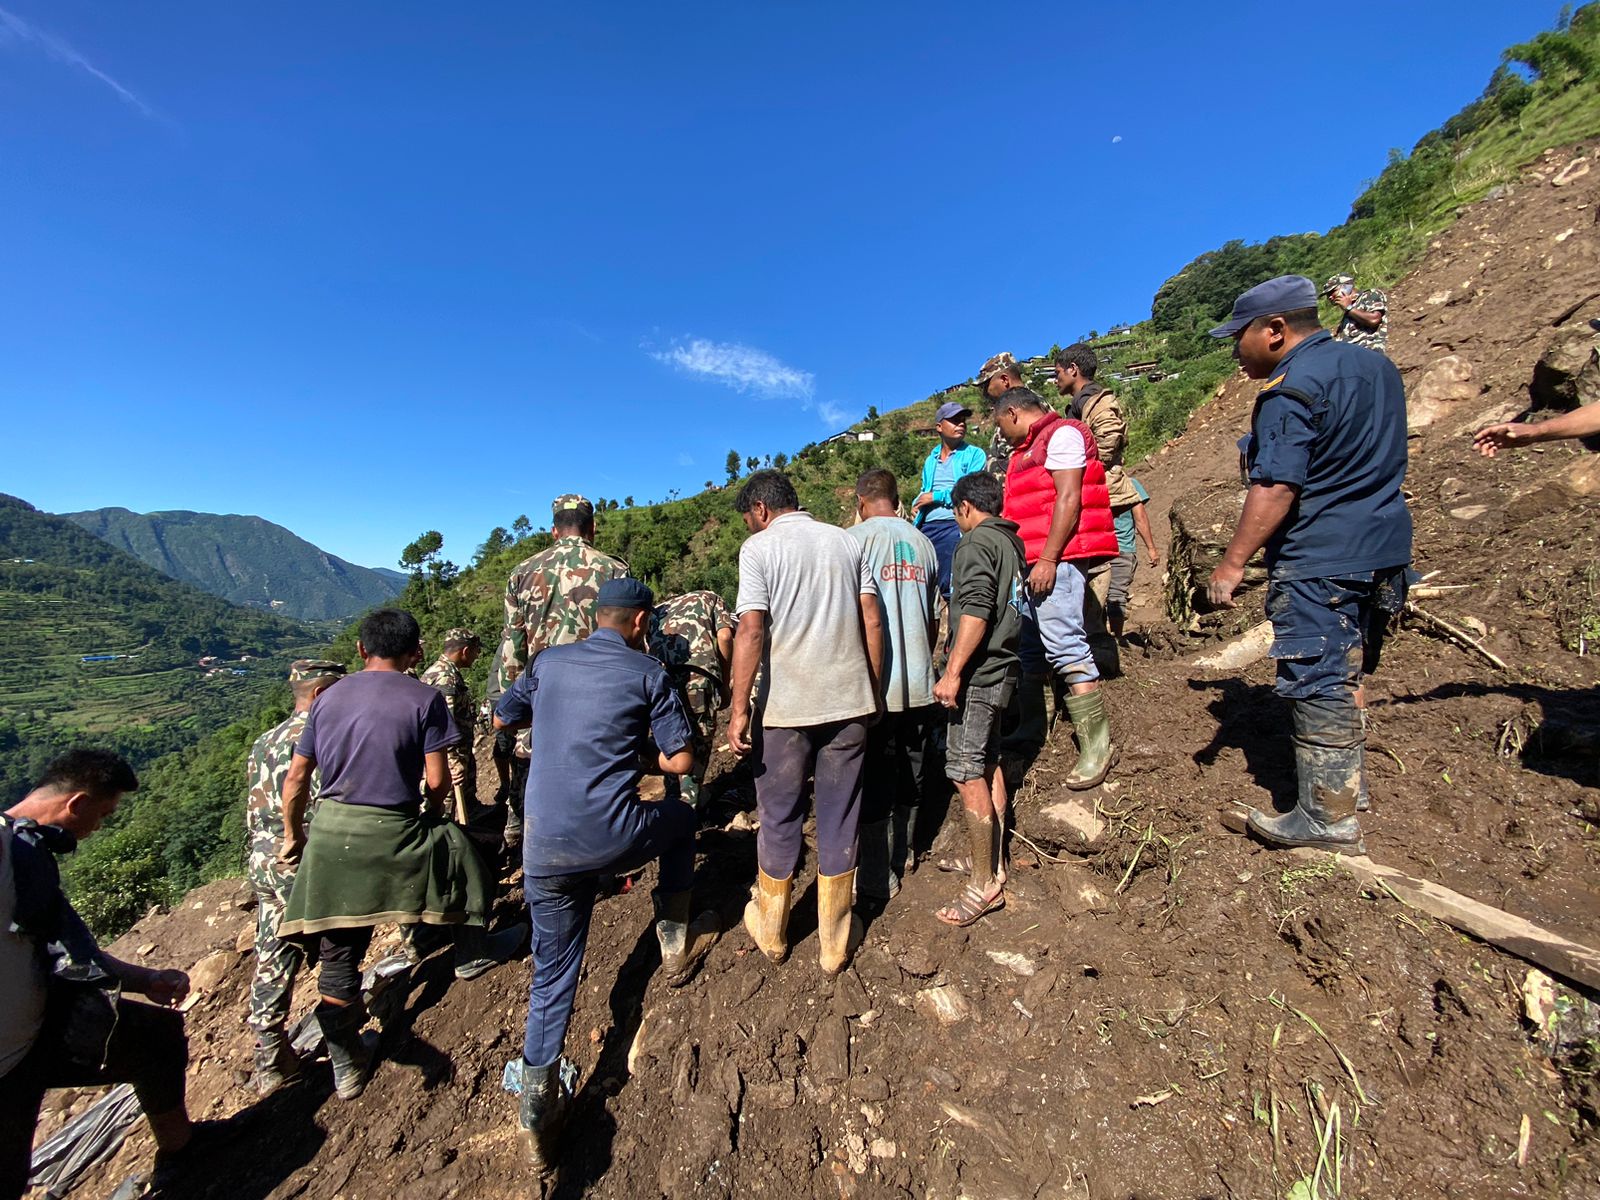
[36,142,1600,1200]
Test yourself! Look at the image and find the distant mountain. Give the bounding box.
[62,508,402,621]
[370,567,409,587]
[0,493,316,802]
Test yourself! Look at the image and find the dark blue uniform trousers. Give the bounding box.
[922,519,961,600]
[522,798,695,1069]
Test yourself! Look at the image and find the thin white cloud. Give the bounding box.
[817,400,850,428]
[651,337,815,401]
[0,5,155,118]
[676,451,695,467]
[1111,135,1123,144]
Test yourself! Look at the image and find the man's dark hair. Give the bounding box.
[1053,343,1098,380]
[552,510,591,536]
[360,608,423,660]
[990,387,1045,413]
[734,470,800,514]
[855,468,899,508]
[951,471,1003,516]
[37,749,138,802]
[1282,307,1323,333]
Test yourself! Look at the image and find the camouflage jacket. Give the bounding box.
[1333,288,1389,353]
[418,655,473,745]
[246,710,316,850]
[498,536,629,686]
[650,590,734,684]
[987,426,1013,479]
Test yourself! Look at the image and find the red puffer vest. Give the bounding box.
[1002,410,1120,565]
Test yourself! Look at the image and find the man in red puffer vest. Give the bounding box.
[977,352,1118,789]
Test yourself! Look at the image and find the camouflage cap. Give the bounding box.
[289,659,346,683]
[975,352,1020,388]
[443,627,481,647]
[1324,273,1356,292]
[552,494,594,516]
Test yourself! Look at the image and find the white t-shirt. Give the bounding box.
[849,517,939,713]
[0,825,50,1077]
[1043,422,1088,471]
[736,511,879,728]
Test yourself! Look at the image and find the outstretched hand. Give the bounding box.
[1472,423,1525,457]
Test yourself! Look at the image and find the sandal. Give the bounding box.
[935,856,1007,886]
[935,881,1005,928]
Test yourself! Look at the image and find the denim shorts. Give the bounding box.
[945,674,1018,783]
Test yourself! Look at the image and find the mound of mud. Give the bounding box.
[38,141,1600,1200]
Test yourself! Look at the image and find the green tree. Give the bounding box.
[745,455,760,472]
[725,450,741,483]
[512,514,531,537]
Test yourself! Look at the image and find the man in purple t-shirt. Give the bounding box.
[278,609,517,1101]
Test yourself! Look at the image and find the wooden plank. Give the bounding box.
[1222,807,1600,992]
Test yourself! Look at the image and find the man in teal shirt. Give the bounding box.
[914,402,988,599]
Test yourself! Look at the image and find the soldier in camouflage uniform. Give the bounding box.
[497,494,629,849]
[648,590,735,809]
[979,353,1026,478]
[419,627,483,823]
[1326,273,1389,354]
[245,658,346,1096]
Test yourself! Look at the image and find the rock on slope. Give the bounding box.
[44,142,1600,1200]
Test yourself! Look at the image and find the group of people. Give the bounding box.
[4,274,1594,1193]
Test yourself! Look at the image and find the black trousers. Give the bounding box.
[0,996,188,1200]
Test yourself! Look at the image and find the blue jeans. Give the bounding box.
[522,798,695,1068]
[922,518,961,600]
[754,719,866,879]
[1266,567,1408,700]
[1018,561,1098,686]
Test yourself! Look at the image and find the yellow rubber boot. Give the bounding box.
[742,869,792,963]
[817,869,864,976]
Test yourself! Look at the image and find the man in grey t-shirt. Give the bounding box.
[849,469,940,901]
[728,471,882,977]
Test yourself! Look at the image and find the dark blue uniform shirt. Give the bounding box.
[1247,330,1413,580]
[494,627,693,878]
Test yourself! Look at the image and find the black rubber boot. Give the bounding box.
[1248,697,1367,854]
[250,1031,300,1097]
[855,817,899,901]
[454,922,529,981]
[1062,688,1115,790]
[520,1058,571,1175]
[890,802,918,880]
[315,1001,377,1100]
[653,889,720,987]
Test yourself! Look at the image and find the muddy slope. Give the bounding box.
[39,142,1600,1200]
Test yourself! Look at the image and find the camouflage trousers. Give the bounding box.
[247,860,304,1037]
[666,676,722,808]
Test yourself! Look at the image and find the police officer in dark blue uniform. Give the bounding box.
[1205,275,1413,853]
[493,577,720,1174]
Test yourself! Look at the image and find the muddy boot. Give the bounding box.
[1061,689,1115,790]
[816,869,864,977]
[519,1058,571,1175]
[743,869,793,963]
[315,1001,377,1101]
[250,1030,300,1097]
[1247,697,1366,854]
[855,818,899,901]
[453,922,529,981]
[890,803,918,879]
[653,889,720,987]
[1355,707,1370,812]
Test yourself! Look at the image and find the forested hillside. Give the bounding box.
[0,492,315,820]
[64,507,402,621]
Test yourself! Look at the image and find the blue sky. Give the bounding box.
[0,2,1556,570]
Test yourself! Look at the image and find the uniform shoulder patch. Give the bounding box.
[1262,374,1287,392]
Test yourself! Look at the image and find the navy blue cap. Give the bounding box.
[935,400,972,423]
[1208,275,1319,339]
[597,578,655,610]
